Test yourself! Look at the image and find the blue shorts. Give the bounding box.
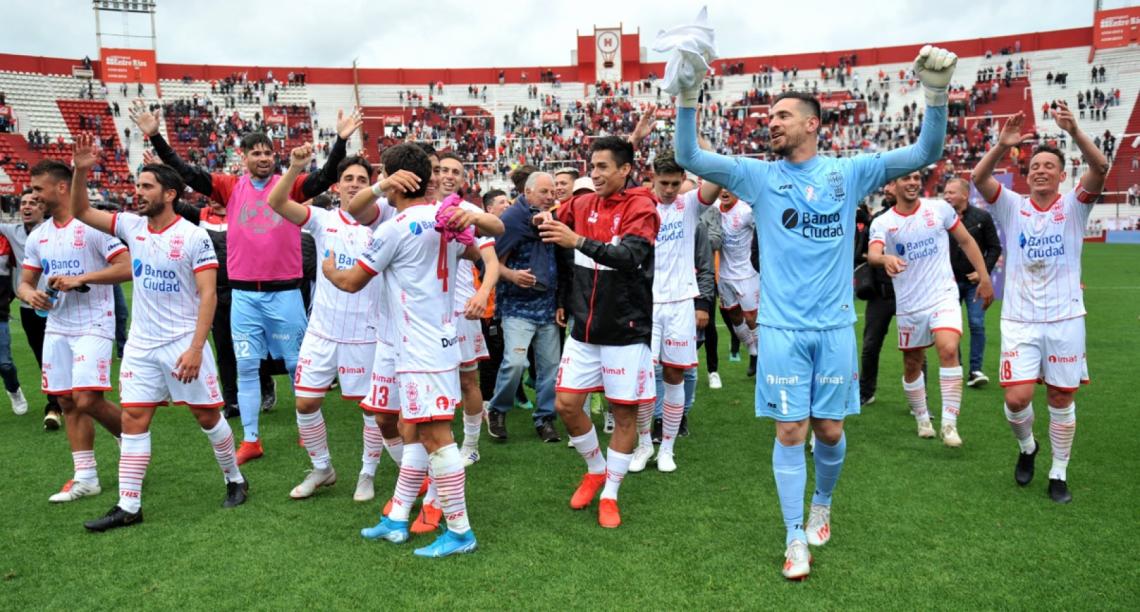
[755,325,860,422]
[230,289,307,362]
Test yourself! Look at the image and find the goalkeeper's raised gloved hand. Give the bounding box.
[913,44,958,107]
[678,85,700,109]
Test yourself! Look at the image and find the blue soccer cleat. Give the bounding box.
[360,517,409,544]
[412,529,477,558]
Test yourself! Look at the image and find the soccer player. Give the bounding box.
[66,136,247,530]
[716,189,759,376]
[971,105,1107,503]
[629,150,720,473]
[132,102,360,463]
[675,45,957,578]
[324,143,498,557]
[867,171,994,446]
[536,136,660,529]
[266,144,385,501]
[18,160,129,503]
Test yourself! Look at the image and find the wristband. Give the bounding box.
[371,182,384,197]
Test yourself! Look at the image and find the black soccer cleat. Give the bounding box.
[223,479,249,508]
[1048,478,1072,504]
[84,505,143,532]
[679,415,689,437]
[651,417,663,444]
[1015,442,1038,486]
[747,355,758,377]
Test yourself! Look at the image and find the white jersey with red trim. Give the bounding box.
[112,213,217,350]
[359,203,462,372]
[987,184,1095,323]
[452,201,494,310]
[301,207,381,343]
[718,200,756,281]
[22,218,127,339]
[868,199,960,315]
[654,189,705,303]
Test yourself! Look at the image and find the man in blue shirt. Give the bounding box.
[675,44,958,580]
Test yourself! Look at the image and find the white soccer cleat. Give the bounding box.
[9,389,27,415]
[941,423,963,448]
[603,411,615,434]
[655,451,676,473]
[782,540,812,580]
[49,479,101,503]
[628,444,654,473]
[462,447,480,467]
[806,504,831,546]
[917,419,936,439]
[707,372,722,390]
[353,472,374,502]
[290,467,337,499]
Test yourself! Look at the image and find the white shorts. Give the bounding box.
[999,318,1089,391]
[399,368,460,423]
[455,315,489,370]
[896,297,962,351]
[293,334,375,400]
[360,341,401,415]
[42,334,113,395]
[718,275,759,312]
[556,336,655,405]
[119,335,224,408]
[652,300,698,369]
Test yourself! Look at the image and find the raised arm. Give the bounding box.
[268,144,314,226]
[971,111,1030,202]
[69,134,115,235]
[875,46,957,181]
[131,100,214,196]
[347,170,421,225]
[673,102,756,200]
[299,108,362,200]
[1052,101,1108,194]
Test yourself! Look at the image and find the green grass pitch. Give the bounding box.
[0,243,1137,610]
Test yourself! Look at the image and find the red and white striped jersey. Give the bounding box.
[868,199,960,315]
[987,184,1096,323]
[452,201,495,312]
[111,213,217,349]
[22,217,127,339]
[300,207,381,343]
[654,189,706,303]
[359,203,462,373]
[719,200,756,281]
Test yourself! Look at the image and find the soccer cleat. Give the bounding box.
[383,497,393,516]
[536,420,561,443]
[708,372,723,389]
[43,409,61,431]
[598,498,621,528]
[628,444,654,473]
[222,404,240,420]
[782,540,812,580]
[413,529,477,557]
[966,371,989,387]
[486,410,508,441]
[411,502,442,534]
[806,504,831,546]
[461,446,480,467]
[679,415,690,437]
[747,355,758,377]
[361,516,410,543]
[860,395,876,406]
[941,423,963,447]
[655,451,676,473]
[515,399,534,411]
[223,479,249,508]
[729,352,741,362]
[261,379,277,412]
[49,480,101,503]
[1048,478,1072,504]
[84,505,143,532]
[589,393,604,415]
[569,472,606,509]
[603,411,615,434]
[290,467,337,499]
[9,389,28,415]
[1015,442,1038,486]
[353,473,375,502]
[916,419,936,439]
[651,418,663,444]
[235,440,263,465]
[418,478,430,497]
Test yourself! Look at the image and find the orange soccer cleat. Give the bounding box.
[598,498,621,528]
[411,502,442,534]
[569,472,606,510]
[236,440,264,465]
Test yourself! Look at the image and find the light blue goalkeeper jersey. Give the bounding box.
[675,104,947,331]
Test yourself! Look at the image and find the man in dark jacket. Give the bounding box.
[537,136,659,529]
[858,187,899,405]
[944,178,1001,386]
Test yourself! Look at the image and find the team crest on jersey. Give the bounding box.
[826,171,845,200]
[238,199,284,235]
[169,234,185,260]
[435,396,451,412]
[206,374,220,401]
[72,224,86,249]
[611,214,622,233]
[922,208,935,228]
[588,210,599,224]
[97,358,110,385]
[405,381,420,414]
[804,186,816,202]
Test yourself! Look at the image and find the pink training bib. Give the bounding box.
[226,174,301,282]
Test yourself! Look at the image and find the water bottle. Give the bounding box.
[35,286,59,318]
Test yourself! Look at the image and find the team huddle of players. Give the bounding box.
[16,42,1105,576]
